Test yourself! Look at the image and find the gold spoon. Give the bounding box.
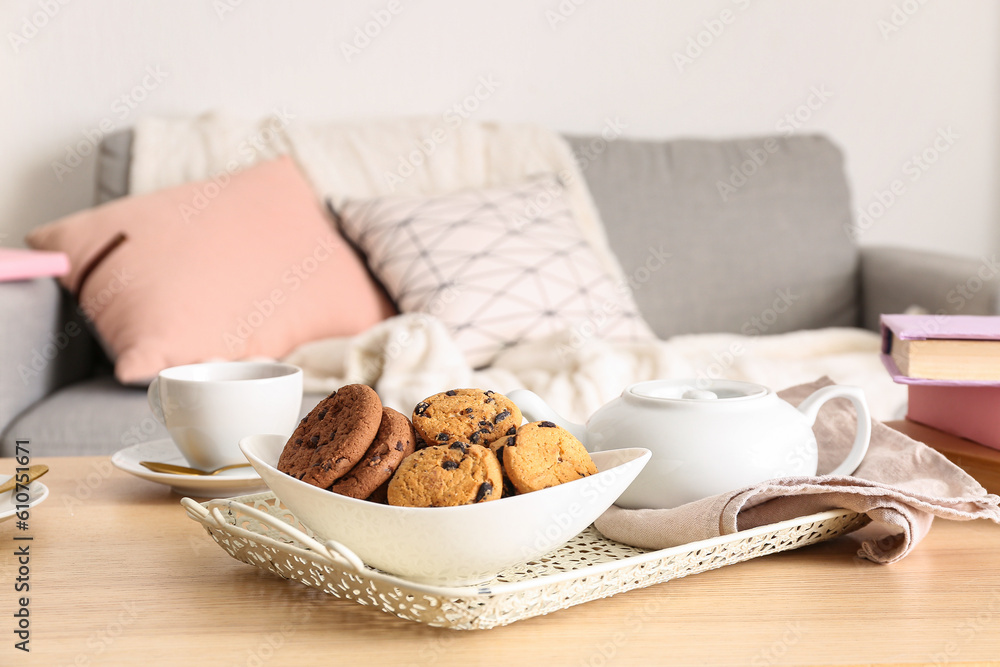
[0,464,49,494]
[139,461,253,476]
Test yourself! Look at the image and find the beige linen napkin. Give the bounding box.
[594,377,1000,563]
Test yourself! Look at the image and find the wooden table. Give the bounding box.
[2,454,999,666]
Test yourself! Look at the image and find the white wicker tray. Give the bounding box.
[182,493,869,630]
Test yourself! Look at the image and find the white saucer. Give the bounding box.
[112,439,268,498]
[0,477,48,523]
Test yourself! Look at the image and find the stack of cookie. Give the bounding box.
[276,385,598,508]
[391,388,522,506]
[277,384,416,502]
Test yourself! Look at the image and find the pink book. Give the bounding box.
[0,248,70,282]
[907,384,1000,452]
[880,314,1000,451]
[880,313,1000,386]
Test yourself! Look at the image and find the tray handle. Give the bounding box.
[182,497,366,573]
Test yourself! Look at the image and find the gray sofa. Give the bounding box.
[4,130,998,457]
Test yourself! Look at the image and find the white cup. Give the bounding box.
[147,361,303,471]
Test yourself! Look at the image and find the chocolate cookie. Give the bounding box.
[502,420,598,494]
[366,479,390,504]
[329,407,416,499]
[488,437,519,498]
[387,443,503,507]
[277,384,382,489]
[411,388,522,450]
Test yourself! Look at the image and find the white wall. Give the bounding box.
[3,0,998,257]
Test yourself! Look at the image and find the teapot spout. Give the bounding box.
[506,389,588,444]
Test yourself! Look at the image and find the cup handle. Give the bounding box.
[794,385,872,477]
[147,377,165,424]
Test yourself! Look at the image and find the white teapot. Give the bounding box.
[508,379,871,510]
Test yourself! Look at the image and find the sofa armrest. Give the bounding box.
[859,246,1000,330]
[0,278,97,436]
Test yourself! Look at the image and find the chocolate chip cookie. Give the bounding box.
[502,420,598,494]
[488,435,519,498]
[277,384,383,489]
[329,407,416,499]
[411,388,522,450]
[387,443,503,507]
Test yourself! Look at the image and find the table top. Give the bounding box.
[2,453,999,666]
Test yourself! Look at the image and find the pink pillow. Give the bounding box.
[27,156,395,384]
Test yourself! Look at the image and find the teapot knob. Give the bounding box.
[682,388,717,400]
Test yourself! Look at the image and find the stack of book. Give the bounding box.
[881,313,1000,493]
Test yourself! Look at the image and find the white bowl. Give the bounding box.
[240,434,650,586]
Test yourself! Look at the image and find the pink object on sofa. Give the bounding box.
[27,156,395,384]
[0,248,70,281]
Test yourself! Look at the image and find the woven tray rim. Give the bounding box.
[184,492,868,597]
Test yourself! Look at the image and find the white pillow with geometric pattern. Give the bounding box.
[333,176,655,368]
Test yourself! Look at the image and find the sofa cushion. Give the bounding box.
[566,134,859,337]
[0,279,98,438]
[27,156,396,384]
[334,177,655,367]
[0,375,325,457]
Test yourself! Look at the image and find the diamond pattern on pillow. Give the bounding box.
[335,177,655,368]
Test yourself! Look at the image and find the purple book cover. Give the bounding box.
[880,314,1000,386]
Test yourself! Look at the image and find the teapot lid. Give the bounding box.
[627,379,769,402]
